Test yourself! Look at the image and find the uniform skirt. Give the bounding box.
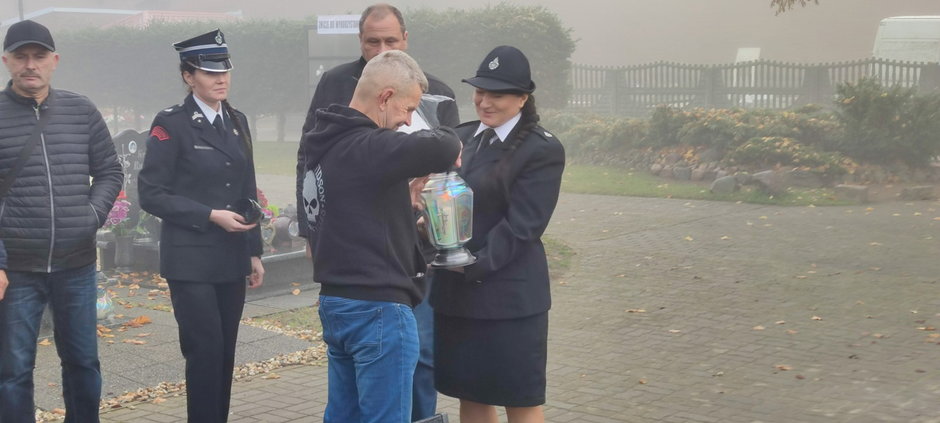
[433,311,548,407]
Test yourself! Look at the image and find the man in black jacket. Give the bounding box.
[0,20,122,423]
[296,4,459,420]
[301,50,460,423]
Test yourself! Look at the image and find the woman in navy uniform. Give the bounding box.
[138,29,264,423]
[430,46,565,423]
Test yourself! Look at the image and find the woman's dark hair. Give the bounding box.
[179,62,196,84]
[178,62,253,155]
[486,93,540,207]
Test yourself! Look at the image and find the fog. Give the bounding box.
[4,0,939,66]
[4,1,939,144]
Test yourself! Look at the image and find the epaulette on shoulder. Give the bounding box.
[158,104,184,116]
[531,125,556,142]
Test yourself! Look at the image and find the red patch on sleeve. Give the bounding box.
[150,126,170,141]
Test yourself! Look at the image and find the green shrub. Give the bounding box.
[833,77,940,166]
[603,118,648,154]
[676,109,741,151]
[726,136,854,177]
[645,106,692,147]
[408,4,575,108]
[542,111,649,162]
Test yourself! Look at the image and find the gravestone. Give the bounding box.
[112,129,148,227]
[101,130,160,271]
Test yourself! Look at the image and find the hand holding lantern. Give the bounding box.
[420,171,475,268]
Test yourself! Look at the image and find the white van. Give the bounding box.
[873,16,940,63]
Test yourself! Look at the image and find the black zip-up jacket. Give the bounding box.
[296,57,460,238]
[0,82,123,273]
[301,105,460,307]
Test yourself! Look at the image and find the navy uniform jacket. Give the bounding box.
[138,94,263,282]
[430,120,566,320]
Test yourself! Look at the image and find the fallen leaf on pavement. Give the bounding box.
[38,339,52,346]
[775,364,792,371]
[292,289,301,296]
[124,315,153,328]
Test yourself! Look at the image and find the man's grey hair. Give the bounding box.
[360,50,428,94]
[359,3,405,34]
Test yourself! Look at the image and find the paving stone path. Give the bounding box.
[46,193,940,422]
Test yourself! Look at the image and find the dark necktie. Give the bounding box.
[212,114,225,137]
[477,128,496,153]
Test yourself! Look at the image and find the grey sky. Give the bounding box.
[3,0,939,65]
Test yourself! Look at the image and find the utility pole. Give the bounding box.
[18,0,25,20]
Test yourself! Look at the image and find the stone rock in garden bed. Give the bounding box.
[710,175,738,194]
[899,186,936,201]
[663,152,682,165]
[672,166,692,181]
[751,170,787,196]
[650,163,663,176]
[835,184,869,203]
[783,169,825,188]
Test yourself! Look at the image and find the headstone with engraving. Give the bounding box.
[112,129,147,227]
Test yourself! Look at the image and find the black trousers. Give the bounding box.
[167,280,246,423]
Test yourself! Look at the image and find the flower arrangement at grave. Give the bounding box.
[104,191,133,237]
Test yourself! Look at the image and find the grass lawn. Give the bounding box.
[254,141,848,206]
[562,164,851,206]
[253,141,299,176]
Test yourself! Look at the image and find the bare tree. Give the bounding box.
[771,0,819,14]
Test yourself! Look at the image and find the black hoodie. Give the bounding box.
[301,104,461,307]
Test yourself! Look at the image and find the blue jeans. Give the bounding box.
[0,263,101,423]
[318,296,419,423]
[412,277,436,421]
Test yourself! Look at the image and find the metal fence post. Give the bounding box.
[795,65,833,107]
[605,68,624,114]
[919,63,940,93]
[691,67,729,109]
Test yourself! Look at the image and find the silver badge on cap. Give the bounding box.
[215,33,223,45]
[488,57,500,71]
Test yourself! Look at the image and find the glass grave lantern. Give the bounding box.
[421,172,476,267]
